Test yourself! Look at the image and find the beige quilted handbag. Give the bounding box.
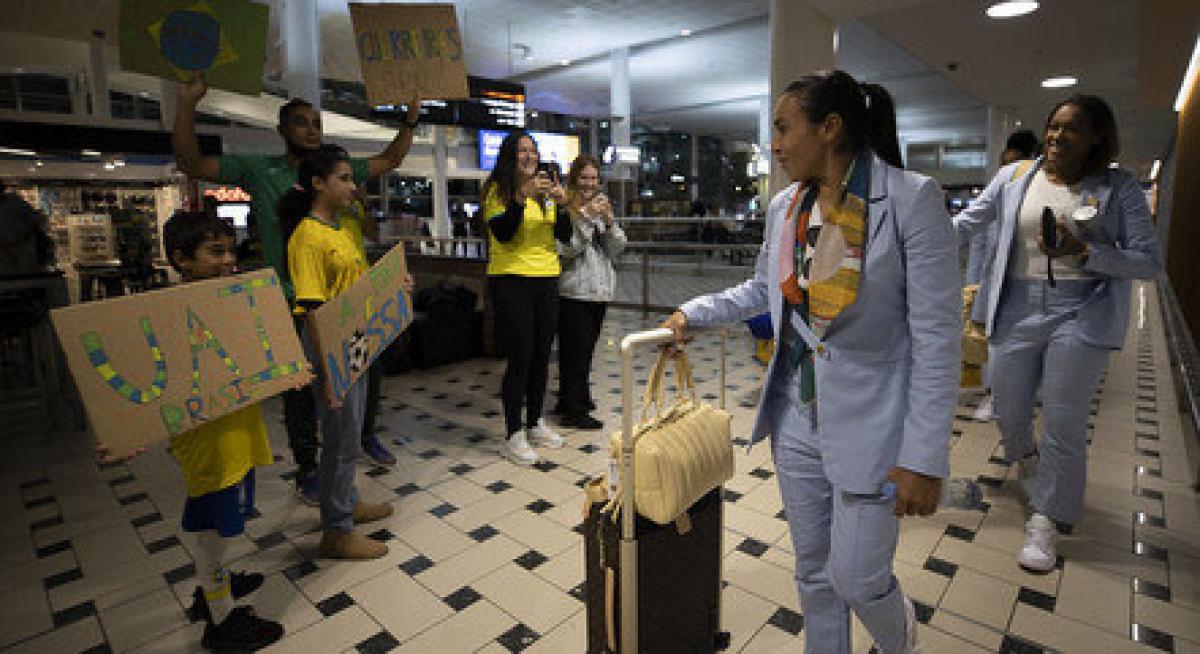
[608,349,734,525]
[962,285,988,365]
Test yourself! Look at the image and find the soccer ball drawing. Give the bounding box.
[348,330,370,374]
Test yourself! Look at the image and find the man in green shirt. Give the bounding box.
[172,73,418,502]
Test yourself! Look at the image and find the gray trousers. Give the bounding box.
[770,363,908,654]
[991,278,1110,526]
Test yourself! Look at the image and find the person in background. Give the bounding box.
[277,145,402,560]
[967,129,1039,422]
[161,210,288,651]
[172,73,419,505]
[482,131,572,464]
[338,188,413,466]
[954,95,1161,572]
[0,181,53,276]
[552,154,626,429]
[663,70,958,654]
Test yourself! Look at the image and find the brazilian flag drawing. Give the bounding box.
[119,0,269,96]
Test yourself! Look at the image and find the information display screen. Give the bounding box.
[370,76,525,130]
[478,130,580,171]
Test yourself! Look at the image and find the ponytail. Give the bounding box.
[860,83,903,168]
[274,143,350,243]
[783,70,904,169]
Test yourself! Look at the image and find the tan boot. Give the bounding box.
[319,530,388,560]
[352,501,394,524]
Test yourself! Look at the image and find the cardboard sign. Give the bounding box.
[118,0,269,96]
[51,270,306,457]
[349,3,469,104]
[308,244,413,403]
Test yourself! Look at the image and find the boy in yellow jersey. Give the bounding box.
[162,210,288,651]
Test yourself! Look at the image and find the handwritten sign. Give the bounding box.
[118,0,269,96]
[349,3,469,104]
[308,244,413,403]
[51,270,306,457]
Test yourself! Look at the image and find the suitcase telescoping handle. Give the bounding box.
[617,326,727,654]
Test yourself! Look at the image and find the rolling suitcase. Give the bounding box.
[583,327,732,653]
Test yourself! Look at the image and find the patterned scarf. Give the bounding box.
[778,149,870,401]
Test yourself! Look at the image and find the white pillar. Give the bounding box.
[610,46,633,210]
[984,106,1015,180]
[589,119,600,158]
[768,0,835,197]
[88,34,110,119]
[282,0,320,107]
[431,125,450,243]
[159,79,177,130]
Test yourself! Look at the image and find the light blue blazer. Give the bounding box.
[953,158,1161,348]
[680,155,962,493]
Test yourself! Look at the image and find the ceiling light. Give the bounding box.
[81,149,101,157]
[0,146,37,157]
[103,162,116,171]
[986,1,1039,18]
[1149,159,1162,181]
[1041,76,1078,89]
[1175,35,1200,112]
[35,160,43,167]
[679,29,692,36]
[559,59,571,66]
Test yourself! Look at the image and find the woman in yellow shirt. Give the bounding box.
[483,131,572,464]
[277,145,395,560]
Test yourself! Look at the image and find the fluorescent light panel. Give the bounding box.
[986,1,1039,18]
[1041,76,1078,89]
[1175,36,1200,112]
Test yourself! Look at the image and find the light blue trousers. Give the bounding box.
[770,365,908,654]
[302,325,369,533]
[991,279,1110,526]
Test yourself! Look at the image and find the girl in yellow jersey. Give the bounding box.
[482,131,573,464]
[277,145,396,560]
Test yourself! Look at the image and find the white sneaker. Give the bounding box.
[503,430,539,466]
[972,394,994,422]
[1017,513,1057,573]
[528,419,564,449]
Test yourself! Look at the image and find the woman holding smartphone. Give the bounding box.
[483,131,573,464]
[553,154,626,429]
[953,95,1161,572]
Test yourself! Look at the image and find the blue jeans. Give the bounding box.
[991,278,1110,526]
[771,375,908,654]
[301,324,368,532]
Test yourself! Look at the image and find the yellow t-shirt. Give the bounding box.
[483,185,561,277]
[289,216,368,314]
[169,404,273,498]
[338,201,368,260]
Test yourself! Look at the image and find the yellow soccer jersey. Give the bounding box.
[483,185,561,277]
[170,404,273,498]
[289,216,368,313]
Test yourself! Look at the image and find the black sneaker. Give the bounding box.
[188,572,266,623]
[562,413,604,430]
[200,606,283,651]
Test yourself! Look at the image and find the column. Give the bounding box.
[69,70,88,116]
[767,0,835,197]
[431,125,451,247]
[757,95,772,207]
[589,119,600,158]
[282,0,320,107]
[159,79,177,130]
[984,106,1015,180]
[88,32,110,119]
[610,46,633,212]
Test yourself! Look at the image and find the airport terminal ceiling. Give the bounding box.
[3,0,1197,172]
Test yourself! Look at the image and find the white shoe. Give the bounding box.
[503,430,539,466]
[972,395,994,422]
[1017,513,1057,573]
[902,595,921,653]
[528,419,564,449]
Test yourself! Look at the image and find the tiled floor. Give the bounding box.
[2,280,1199,653]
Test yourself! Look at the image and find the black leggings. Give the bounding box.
[557,297,606,416]
[490,275,559,435]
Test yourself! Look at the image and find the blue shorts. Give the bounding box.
[181,471,252,537]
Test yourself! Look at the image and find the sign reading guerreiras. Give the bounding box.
[349,2,469,105]
[51,270,307,457]
[307,244,413,404]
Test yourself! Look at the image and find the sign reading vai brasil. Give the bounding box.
[51,271,307,457]
[349,2,469,105]
[307,244,413,404]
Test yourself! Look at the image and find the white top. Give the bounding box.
[1012,169,1087,280]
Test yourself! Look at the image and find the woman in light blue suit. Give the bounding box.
[664,70,961,654]
[953,95,1161,573]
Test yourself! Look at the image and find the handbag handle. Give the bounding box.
[639,347,701,424]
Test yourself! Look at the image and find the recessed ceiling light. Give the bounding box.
[559,59,571,66]
[680,28,692,36]
[986,1,1039,18]
[81,149,101,157]
[1041,76,1078,89]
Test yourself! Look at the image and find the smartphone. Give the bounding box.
[537,161,561,184]
[1041,207,1058,249]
